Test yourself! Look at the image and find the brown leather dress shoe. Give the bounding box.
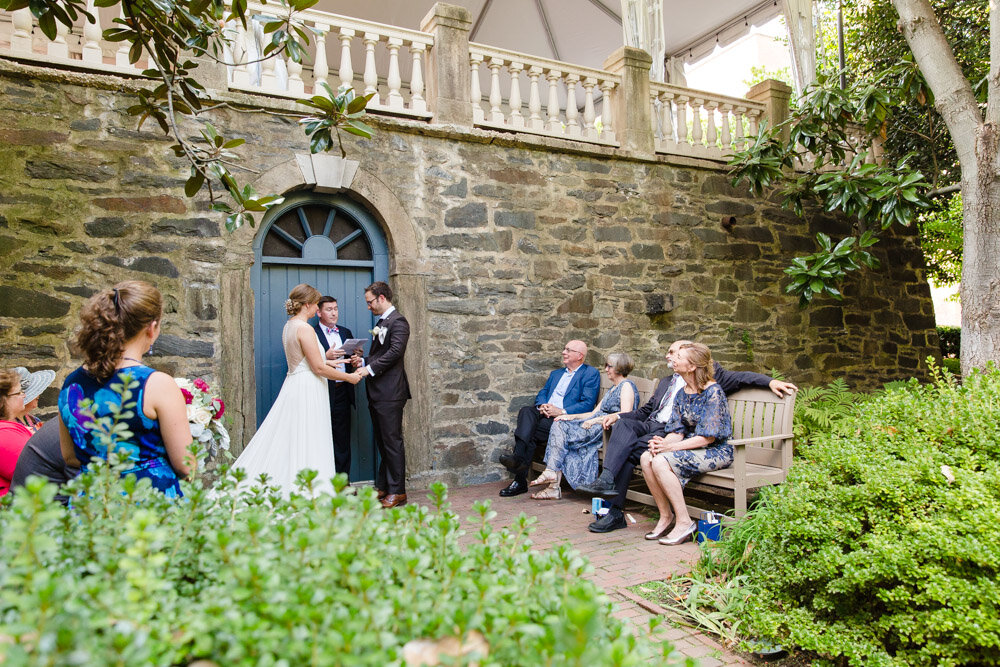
[380,493,407,508]
[376,488,388,500]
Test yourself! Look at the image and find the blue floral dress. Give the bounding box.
[660,382,733,486]
[58,365,182,497]
[545,379,638,489]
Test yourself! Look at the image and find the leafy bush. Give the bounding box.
[937,325,960,358]
[0,465,676,666]
[738,363,1000,666]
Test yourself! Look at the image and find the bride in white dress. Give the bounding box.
[233,283,360,494]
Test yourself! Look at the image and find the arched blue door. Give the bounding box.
[252,192,389,483]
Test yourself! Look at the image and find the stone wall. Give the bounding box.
[0,60,938,488]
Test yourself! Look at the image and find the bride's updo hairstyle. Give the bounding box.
[285,283,321,316]
[75,280,163,382]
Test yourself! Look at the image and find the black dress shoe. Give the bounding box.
[588,507,626,533]
[499,454,528,474]
[577,472,618,498]
[499,479,528,497]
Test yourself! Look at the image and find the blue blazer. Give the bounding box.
[535,364,601,415]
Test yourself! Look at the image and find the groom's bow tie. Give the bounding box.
[324,325,339,335]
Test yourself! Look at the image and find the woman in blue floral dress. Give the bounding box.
[58,281,193,497]
[640,343,732,545]
[529,352,638,499]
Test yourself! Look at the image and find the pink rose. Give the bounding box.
[212,398,225,419]
[180,388,194,405]
[193,378,210,392]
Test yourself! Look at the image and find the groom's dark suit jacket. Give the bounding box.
[367,309,410,402]
[312,321,356,409]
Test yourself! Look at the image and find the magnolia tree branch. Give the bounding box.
[990,0,1000,127]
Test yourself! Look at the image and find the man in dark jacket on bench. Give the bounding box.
[578,339,796,532]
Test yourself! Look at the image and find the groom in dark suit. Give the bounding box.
[352,281,410,508]
[313,296,355,479]
[497,340,601,497]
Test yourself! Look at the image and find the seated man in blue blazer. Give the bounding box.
[498,340,601,497]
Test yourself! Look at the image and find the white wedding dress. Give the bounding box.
[233,319,336,494]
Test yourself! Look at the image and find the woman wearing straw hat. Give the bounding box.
[13,366,56,433]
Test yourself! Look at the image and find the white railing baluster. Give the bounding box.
[675,95,689,146]
[565,74,580,136]
[47,13,70,59]
[260,40,278,90]
[313,24,330,91]
[661,93,675,145]
[734,106,747,150]
[287,50,304,94]
[338,27,354,91]
[362,32,379,103]
[691,98,704,148]
[599,79,615,141]
[705,101,718,151]
[527,65,543,130]
[410,43,426,113]
[386,37,404,110]
[82,0,104,64]
[583,76,597,138]
[488,57,504,123]
[546,68,562,133]
[470,54,485,123]
[11,9,33,55]
[231,22,251,87]
[508,62,524,128]
[720,103,732,151]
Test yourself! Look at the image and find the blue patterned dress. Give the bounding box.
[660,382,733,486]
[58,365,182,497]
[545,379,638,489]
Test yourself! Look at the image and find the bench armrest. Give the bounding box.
[728,433,793,448]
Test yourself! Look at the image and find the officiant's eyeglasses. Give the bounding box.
[365,297,378,306]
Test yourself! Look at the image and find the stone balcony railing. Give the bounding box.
[0,2,784,163]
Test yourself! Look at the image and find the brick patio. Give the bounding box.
[412,481,753,667]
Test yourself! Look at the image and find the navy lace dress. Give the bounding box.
[58,365,182,497]
[660,382,733,485]
[545,379,638,488]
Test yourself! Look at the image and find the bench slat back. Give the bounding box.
[727,387,795,468]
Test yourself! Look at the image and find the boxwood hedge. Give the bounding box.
[739,365,1000,666]
[0,466,677,666]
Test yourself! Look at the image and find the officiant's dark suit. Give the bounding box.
[358,282,410,507]
[313,298,355,478]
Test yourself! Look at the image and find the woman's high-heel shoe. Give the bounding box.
[659,521,697,546]
[529,469,559,487]
[644,520,674,541]
[530,483,561,500]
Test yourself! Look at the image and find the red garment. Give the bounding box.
[0,419,33,496]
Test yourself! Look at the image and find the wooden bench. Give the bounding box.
[533,375,795,519]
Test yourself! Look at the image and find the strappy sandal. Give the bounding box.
[531,484,562,500]
[529,469,559,487]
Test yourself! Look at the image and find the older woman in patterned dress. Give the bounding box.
[640,343,732,545]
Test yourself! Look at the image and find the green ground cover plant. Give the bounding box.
[0,464,677,666]
[634,365,1000,665]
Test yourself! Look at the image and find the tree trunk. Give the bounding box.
[959,125,1000,375]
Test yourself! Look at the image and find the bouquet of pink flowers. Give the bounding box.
[175,377,230,457]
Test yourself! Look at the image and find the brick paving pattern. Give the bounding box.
[411,481,753,666]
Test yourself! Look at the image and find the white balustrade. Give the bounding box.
[1,6,147,72]
[225,4,433,119]
[469,43,619,147]
[650,81,765,160]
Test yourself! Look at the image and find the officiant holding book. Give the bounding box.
[313,296,356,479]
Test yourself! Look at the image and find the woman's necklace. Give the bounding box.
[120,356,143,366]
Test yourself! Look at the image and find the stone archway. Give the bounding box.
[219,155,432,478]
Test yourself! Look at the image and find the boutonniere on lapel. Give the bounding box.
[370,325,387,344]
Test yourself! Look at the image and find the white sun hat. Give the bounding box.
[14,367,57,403]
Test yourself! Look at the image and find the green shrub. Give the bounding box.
[739,363,1000,666]
[942,357,961,375]
[0,465,676,666]
[937,325,960,358]
[792,378,861,445]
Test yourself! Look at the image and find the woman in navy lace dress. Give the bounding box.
[529,352,637,499]
[640,343,732,545]
[58,281,193,497]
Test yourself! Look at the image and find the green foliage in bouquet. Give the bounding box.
[0,464,679,665]
[736,362,1000,666]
